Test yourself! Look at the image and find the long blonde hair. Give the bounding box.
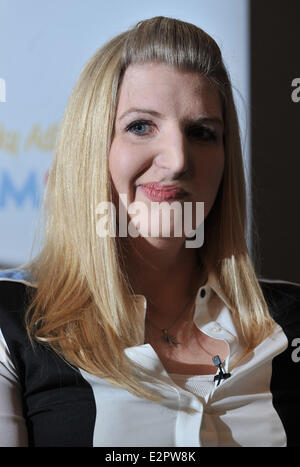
[25,16,275,400]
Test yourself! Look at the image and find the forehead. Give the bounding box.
[116,62,222,118]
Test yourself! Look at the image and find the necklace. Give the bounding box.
[143,262,206,346]
[145,296,195,346]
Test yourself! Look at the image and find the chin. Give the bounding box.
[140,235,186,249]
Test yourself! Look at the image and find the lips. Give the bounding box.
[138,183,188,202]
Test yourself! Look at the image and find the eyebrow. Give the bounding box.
[118,107,224,128]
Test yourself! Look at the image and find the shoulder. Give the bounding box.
[0,268,36,311]
[259,278,300,329]
[260,279,300,447]
[0,268,36,289]
[0,269,37,390]
[0,268,36,354]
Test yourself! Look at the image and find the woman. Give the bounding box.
[0,16,299,447]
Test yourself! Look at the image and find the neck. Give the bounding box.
[121,236,204,321]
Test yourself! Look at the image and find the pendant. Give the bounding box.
[162,329,180,345]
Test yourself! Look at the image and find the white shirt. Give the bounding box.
[169,373,215,399]
[0,269,296,447]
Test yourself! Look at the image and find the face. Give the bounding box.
[109,62,224,246]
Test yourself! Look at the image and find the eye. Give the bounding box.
[126,119,154,137]
[188,126,218,141]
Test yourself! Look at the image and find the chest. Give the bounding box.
[145,322,229,375]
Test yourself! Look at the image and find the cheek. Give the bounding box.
[194,150,224,200]
[211,150,225,186]
[109,140,147,198]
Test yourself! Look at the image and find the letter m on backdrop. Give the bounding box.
[0,171,40,208]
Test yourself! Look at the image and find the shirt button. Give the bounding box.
[211,325,221,333]
[200,288,206,298]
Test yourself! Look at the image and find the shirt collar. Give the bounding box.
[132,270,240,353]
[126,270,244,377]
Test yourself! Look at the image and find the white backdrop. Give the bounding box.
[0,0,250,266]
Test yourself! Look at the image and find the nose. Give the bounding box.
[155,124,190,176]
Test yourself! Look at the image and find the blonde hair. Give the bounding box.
[25,16,275,400]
